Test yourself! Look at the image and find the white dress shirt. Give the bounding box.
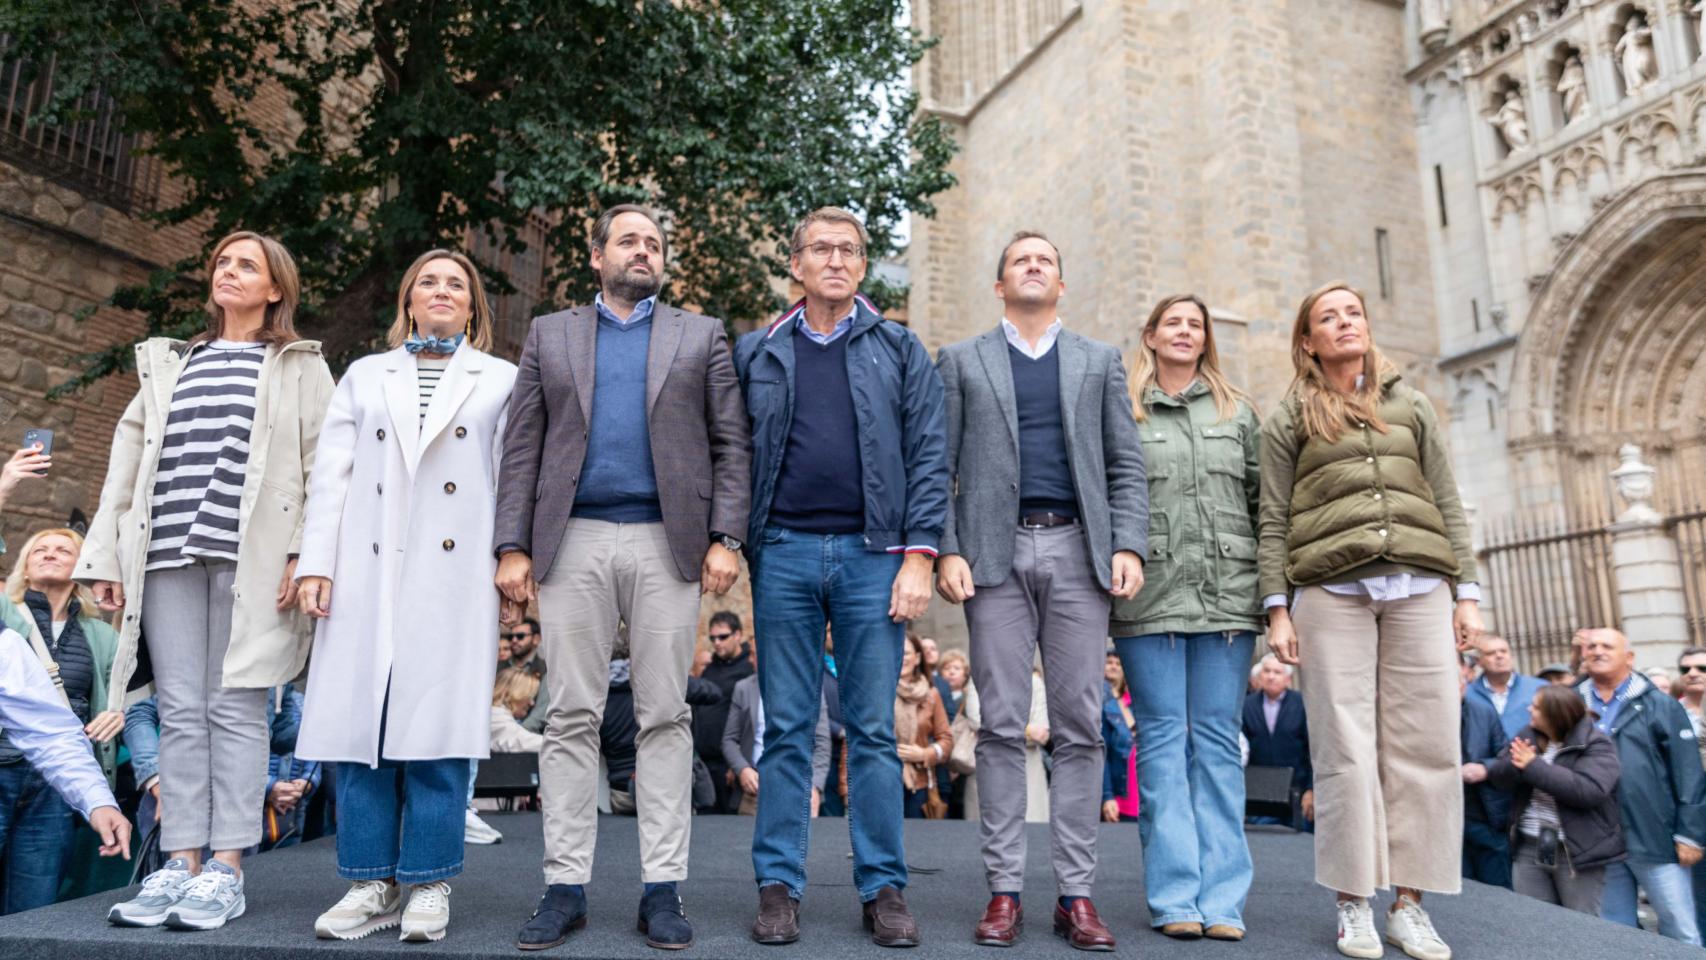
[0,628,116,818]
[1000,316,1062,360]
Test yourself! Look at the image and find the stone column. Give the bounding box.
[1607,444,1692,669]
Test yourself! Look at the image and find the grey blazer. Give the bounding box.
[721,674,831,791]
[936,326,1148,590]
[494,304,752,581]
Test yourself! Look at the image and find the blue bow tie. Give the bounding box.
[404,332,464,354]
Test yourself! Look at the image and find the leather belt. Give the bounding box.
[1019,512,1078,529]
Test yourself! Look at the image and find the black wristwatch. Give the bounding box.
[712,532,744,553]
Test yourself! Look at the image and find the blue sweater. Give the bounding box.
[572,314,662,523]
[1009,344,1076,518]
[768,325,865,534]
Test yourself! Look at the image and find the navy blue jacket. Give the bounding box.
[734,296,949,556]
[1243,689,1311,793]
[1466,673,1548,742]
[1578,673,1706,864]
[1462,693,1512,830]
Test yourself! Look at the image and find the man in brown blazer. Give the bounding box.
[494,204,751,952]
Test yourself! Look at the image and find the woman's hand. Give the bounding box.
[1509,736,1536,771]
[84,710,125,743]
[297,576,333,618]
[1025,724,1050,747]
[0,445,50,506]
[1268,608,1300,665]
[896,742,930,765]
[276,557,300,611]
[91,580,125,613]
[1453,599,1484,652]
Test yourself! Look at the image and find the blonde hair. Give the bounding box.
[1289,281,1396,443]
[1126,293,1250,423]
[938,649,969,677]
[5,527,98,610]
[492,666,541,714]
[192,231,301,348]
[386,249,495,352]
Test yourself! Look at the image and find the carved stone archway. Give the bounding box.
[1507,170,1706,515]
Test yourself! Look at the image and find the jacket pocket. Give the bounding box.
[1199,424,1244,476]
[1139,428,1172,480]
[1213,521,1260,613]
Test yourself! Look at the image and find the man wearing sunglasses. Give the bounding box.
[692,612,753,814]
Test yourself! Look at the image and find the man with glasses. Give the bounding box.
[495,204,752,951]
[734,206,948,947]
[692,611,754,812]
[500,620,549,734]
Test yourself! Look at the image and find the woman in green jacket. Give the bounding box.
[1260,281,1482,960]
[1111,294,1261,941]
[0,522,124,914]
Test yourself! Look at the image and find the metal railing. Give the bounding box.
[0,38,157,212]
[1478,505,1620,673]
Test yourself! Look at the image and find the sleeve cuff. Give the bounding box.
[901,531,939,557]
[1676,835,1702,850]
[1263,593,1289,610]
[1455,582,1482,602]
[495,543,527,559]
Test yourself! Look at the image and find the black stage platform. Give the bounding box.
[0,814,1696,959]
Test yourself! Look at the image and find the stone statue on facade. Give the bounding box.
[1417,0,1451,52]
[1615,13,1659,95]
[1558,55,1589,124]
[1612,443,1661,525]
[1693,0,1706,61]
[1494,89,1531,150]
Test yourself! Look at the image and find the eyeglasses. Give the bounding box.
[797,242,865,263]
[503,631,533,641]
[1680,664,1706,675]
[708,633,734,642]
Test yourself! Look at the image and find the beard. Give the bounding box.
[604,261,664,303]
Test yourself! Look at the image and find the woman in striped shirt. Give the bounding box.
[84,231,334,932]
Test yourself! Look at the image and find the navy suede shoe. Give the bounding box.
[638,885,693,950]
[517,884,588,951]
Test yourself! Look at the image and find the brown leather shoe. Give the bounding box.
[1204,923,1245,941]
[862,886,920,947]
[1052,900,1116,951]
[752,884,800,945]
[1160,921,1204,939]
[974,895,1023,946]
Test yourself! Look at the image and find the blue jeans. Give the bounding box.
[0,761,77,914]
[1602,860,1701,945]
[1115,631,1255,930]
[750,527,906,902]
[334,757,470,885]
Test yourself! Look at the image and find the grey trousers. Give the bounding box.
[1513,838,1606,916]
[141,560,269,852]
[964,524,1110,896]
[535,519,700,885]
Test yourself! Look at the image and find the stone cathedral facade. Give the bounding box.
[908,0,1706,652]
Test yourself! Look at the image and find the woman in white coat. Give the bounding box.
[292,249,515,943]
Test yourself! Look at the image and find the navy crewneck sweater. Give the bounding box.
[768,325,865,533]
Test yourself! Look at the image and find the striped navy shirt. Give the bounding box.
[416,355,450,420]
[145,340,264,570]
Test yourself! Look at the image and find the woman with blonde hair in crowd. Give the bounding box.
[292,249,515,942]
[86,230,334,931]
[1111,293,1262,941]
[492,667,545,754]
[1260,281,1481,960]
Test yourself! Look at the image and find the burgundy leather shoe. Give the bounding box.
[1053,899,1116,952]
[974,896,1023,947]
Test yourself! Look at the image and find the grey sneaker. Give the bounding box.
[400,881,451,942]
[315,879,403,940]
[108,858,196,927]
[164,859,246,930]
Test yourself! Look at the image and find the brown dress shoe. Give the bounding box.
[752,884,800,945]
[1052,899,1116,951]
[1204,923,1245,941]
[862,886,920,947]
[974,895,1023,946]
[1161,921,1204,939]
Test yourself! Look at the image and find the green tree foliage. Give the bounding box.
[0,0,955,385]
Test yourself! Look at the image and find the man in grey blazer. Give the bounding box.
[935,231,1147,951]
[720,674,832,817]
[494,204,751,952]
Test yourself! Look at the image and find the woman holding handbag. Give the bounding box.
[896,632,953,818]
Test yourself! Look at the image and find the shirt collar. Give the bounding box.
[594,292,658,327]
[1591,675,1633,706]
[797,304,856,345]
[1001,316,1063,360]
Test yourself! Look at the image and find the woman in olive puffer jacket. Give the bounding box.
[1111,293,1261,942]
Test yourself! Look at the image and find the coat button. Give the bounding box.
[1220,542,1231,553]
[455,426,467,438]
[1373,492,1383,500]
[378,429,386,440]
[1378,529,1388,537]
[377,483,383,494]
[1366,456,1375,464]
[443,539,456,551]
[444,482,457,494]
[372,542,380,554]
[1010,482,1018,492]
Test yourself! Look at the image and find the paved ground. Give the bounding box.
[0,814,1697,959]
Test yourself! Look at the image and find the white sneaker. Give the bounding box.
[1336,897,1383,959]
[400,881,451,942]
[1385,894,1450,960]
[108,858,196,927]
[163,860,246,930]
[315,879,403,940]
[464,808,502,845]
